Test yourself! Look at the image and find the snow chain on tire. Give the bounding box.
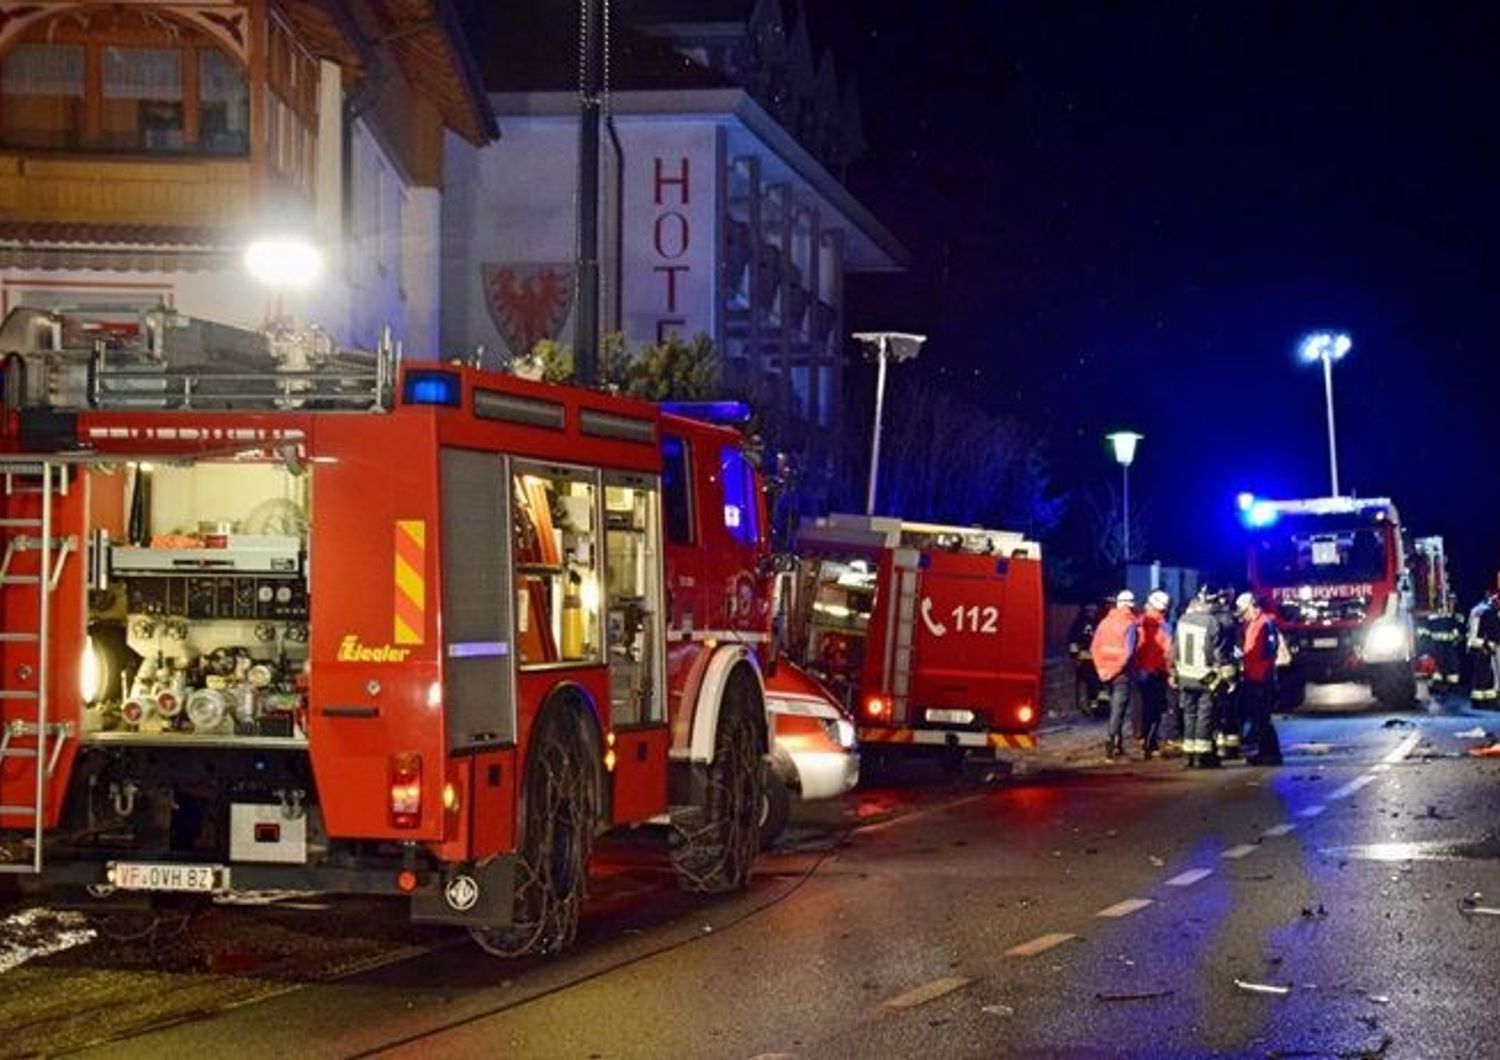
[471,709,597,957]
[670,675,764,892]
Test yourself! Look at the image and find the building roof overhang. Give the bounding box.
[489,88,909,272]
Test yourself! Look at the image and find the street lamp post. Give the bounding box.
[853,332,927,515]
[1106,431,1143,562]
[1299,331,1352,497]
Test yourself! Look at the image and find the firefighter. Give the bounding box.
[1066,600,1106,716]
[1421,606,1465,691]
[1236,592,1283,765]
[1090,590,1139,761]
[1173,588,1237,768]
[1136,590,1173,759]
[1469,590,1500,706]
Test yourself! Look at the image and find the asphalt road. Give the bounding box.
[17,686,1500,1059]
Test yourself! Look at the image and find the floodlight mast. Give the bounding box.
[853,331,927,515]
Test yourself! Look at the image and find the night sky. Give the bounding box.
[462,2,1499,600]
[805,1,1499,599]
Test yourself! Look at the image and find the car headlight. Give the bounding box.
[1364,619,1407,662]
[821,717,857,750]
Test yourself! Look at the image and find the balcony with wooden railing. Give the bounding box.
[0,152,253,229]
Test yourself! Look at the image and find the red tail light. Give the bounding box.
[1016,704,1036,726]
[864,694,890,719]
[390,753,422,829]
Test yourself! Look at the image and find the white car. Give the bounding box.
[762,657,860,844]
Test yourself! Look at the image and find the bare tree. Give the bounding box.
[1085,481,1151,568]
[876,380,1067,537]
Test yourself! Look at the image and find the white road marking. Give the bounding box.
[1372,763,1392,773]
[1329,774,1375,800]
[1006,932,1077,957]
[1298,804,1327,818]
[882,975,972,1009]
[1221,844,1258,860]
[1165,868,1213,887]
[1262,823,1297,838]
[1095,898,1154,918]
[1383,733,1422,764]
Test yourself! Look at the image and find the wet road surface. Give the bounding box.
[6,687,1500,1059]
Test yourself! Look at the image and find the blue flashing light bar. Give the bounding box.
[1236,492,1256,512]
[403,370,462,408]
[661,400,752,425]
[1245,501,1280,529]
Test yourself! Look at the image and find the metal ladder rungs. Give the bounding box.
[0,805,38,816]
[0,575,40,586]
[0,632,38,643]
[0,747,38,758]
[0,690,39,700]
[0,518,42,528]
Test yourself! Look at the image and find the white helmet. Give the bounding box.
[1234,592,1255,615]
[1115,590,1136,607]
[1147,590,1170,612]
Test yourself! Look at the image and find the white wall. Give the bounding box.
[441,116,721,363]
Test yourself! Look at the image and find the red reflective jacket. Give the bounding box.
[1136,611,1172,675]
[1242,612,1279,683]
[1090,606,1138,682]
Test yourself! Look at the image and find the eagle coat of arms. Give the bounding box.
[481,263,576,358]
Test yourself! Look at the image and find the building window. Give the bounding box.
[102,47,184,151]
[199,49,249,155]
[0,43,84,149]
[0,31,249,157]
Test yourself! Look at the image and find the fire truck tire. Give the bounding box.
[471,704,599,957]
[759,778,791,848]
[1371,665,1417,710]
[671,669,766,892]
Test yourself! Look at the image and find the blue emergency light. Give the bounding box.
[1237,494,1281,529]
[403,370,462,408]
[660,400,752,425]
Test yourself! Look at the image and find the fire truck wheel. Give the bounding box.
[760,778,791,848]
[1371,665,1417,710]
[671,671,765,892]
[471,705,599,957]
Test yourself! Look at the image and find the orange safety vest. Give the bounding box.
[1242,612,1278,683]
[1090,606,1137,682]
[1136,611,1172,675]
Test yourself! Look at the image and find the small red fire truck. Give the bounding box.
[1241,494,1417,708]
[784,514,1044,769]
[0,306,773,956]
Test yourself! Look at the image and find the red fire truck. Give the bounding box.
[1241,494,1417,708]
[785,514,1044,769]
[0,306,772,956]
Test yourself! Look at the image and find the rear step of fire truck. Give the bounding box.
[0,460,74,875]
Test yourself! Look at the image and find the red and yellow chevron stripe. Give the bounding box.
[856,728,1037,751]
[394,520,426,645]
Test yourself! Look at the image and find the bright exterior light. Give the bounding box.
[244,236,324,289]
[1300,330,1351,496]
[854,331,928,514]
[1105,431,1143,562]
[1237,492,1256,512]
[1299,330,1351,363]
[1106,430,1143,467]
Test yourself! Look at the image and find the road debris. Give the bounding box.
[1095,989,1173,1002]
[1416,805,1453,820]
[1454,727,1490,739]
[1467,743,1500,758]
[981,1003,1015,1017]
[1300,904,1329,918]
[1381,718,1414,729]
[1288,743,1333,755]
[1235,978,1291,996]
[1459,895,1500,917]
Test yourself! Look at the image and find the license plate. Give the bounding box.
[1312,638,1339,649]
[108,862,228,893]
[925,708,975,725]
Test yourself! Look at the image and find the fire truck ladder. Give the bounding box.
[0,461,75,874]
[883,549,922,723]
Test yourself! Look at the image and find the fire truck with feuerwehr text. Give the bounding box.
[0,305,775,956]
